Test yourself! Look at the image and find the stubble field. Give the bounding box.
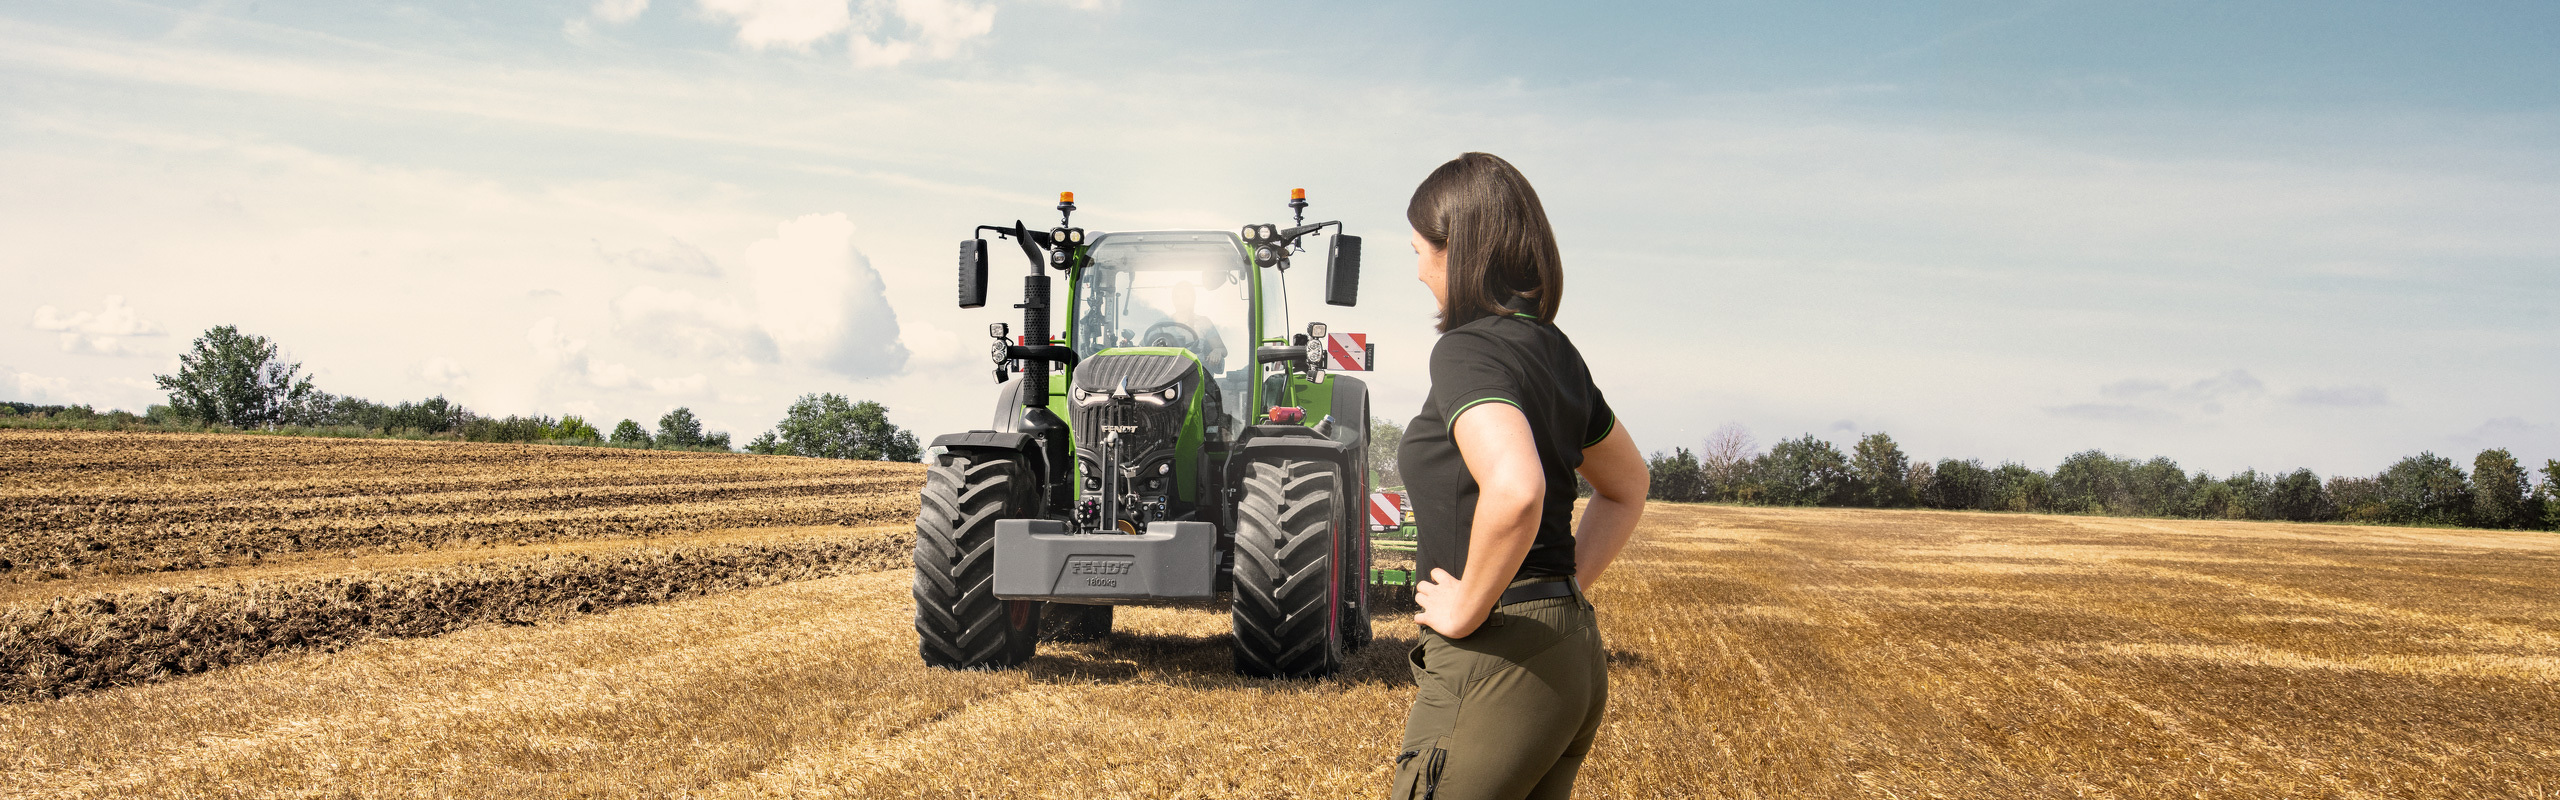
[4,430,2558,798]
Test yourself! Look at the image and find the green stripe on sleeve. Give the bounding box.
[1448,396,1520,426]
[1581,413,1617,448]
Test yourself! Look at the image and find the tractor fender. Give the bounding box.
[932,430,1037,458]
[1235,426,1356,480]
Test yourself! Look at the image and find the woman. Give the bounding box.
[1391,153,1649,800]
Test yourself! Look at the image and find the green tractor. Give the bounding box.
[914,189,1377,678]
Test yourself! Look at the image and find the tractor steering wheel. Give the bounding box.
[1140,319,1201,351]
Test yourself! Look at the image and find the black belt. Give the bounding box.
[1497,576,1578,607]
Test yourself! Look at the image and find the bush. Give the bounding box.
[611,419,651,446]
[153,325,318,429]
[657,408,706,449]
[748,395,917,461]
[1647,448,1705,502]
[2378,452,2471,526]
[1922,458,1992,510]
[1370,419,1405,489]
[553,415,602,443]
[1850,433,1914,508]
[2265,468,2331,522]
[2471,449,2531,530]
[1757,435,1854,507]
[1987,463,2050,512]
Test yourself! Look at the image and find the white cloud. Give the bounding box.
[527,317,590,374]
[592,0,651,24]
[588,361,638,389]
[2287,385,2388,408]
[30,295,164,356]
[694,0,853,50]
[850,0,995,67]
[530,317,642,391]
[598,237,722,276]
[612,284,780,363]
[418,356,470,388]
[742,212,908,377]
[2052,369,2266,423]
[5,367,70,403]
[650,373,710,394]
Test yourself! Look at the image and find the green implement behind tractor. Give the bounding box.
[914,189,1380,678]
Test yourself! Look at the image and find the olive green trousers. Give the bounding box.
[1389,581,1608,800]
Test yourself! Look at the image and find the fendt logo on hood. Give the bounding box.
[1101,424,1141,434]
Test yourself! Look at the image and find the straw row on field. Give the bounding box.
[0,527,913,703]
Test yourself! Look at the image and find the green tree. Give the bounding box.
[1850,433,1913,508]
[2470,449,2530,529]
[1646,448,1704,502]
[1986,462,2051,512]
[153,325,317,429]
[1922,458,1992,510]
[2051,450,2136,514]
[553,415,603,442]
[2378,452,2471,526]
[610,419,651,446]
[1758,434,1854,507]
[2326,474,2386,522]
[657,407,705,448]
[1369,418,1405,488]
[2265,468,2331,522]
[2541,460,2560,531]
[2128,457,2192,517]
[760,394,921,461]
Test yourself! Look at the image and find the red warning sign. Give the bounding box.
[1368,491,1405,531]
[1325,333,1370,371]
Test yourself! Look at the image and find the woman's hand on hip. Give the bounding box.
[1413,567,1491,638]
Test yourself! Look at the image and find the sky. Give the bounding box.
[3,0,2555,478]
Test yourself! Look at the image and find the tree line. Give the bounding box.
[4,324,922,461]
[1641,424,2560,531]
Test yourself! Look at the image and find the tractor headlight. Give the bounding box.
[1134,384,1178,406]
[1240,225,1257,241]
[1073,386,1108,406]
[991,342,1011,364]
[1067,228,1084,244]
[1307,322,1327,340]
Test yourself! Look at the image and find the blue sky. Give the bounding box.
[4,0,2554,477]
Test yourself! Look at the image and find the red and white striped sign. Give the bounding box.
[1324,333,1370,371]
[1367,491,1405,531]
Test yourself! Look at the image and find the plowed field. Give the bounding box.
[0,429,920,578]
[7,490,2558,798]
[0,430,925,701]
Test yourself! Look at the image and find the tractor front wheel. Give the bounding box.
[913,449,1043,670]
[1232,456,1347,678]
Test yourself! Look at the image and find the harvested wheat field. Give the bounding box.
[7,492,2558,799]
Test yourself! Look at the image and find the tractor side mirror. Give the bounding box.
[1323,234,1361,307]
[959,239,989,308]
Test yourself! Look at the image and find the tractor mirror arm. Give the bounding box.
[1278,220,1341,244]
[974,222,1054,273]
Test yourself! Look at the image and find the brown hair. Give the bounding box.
[1405,152,1563,332]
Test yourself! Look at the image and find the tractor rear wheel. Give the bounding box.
[913,449,1042,670]
[1232,456,1347,678]
[1042,603,1113,642]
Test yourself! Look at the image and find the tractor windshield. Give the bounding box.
[1074,232,1254,438]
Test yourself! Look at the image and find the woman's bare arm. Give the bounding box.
[1572,422,1647,590]
[1411,402,1543,639]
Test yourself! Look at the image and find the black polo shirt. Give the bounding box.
[1398,301,1615,583]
